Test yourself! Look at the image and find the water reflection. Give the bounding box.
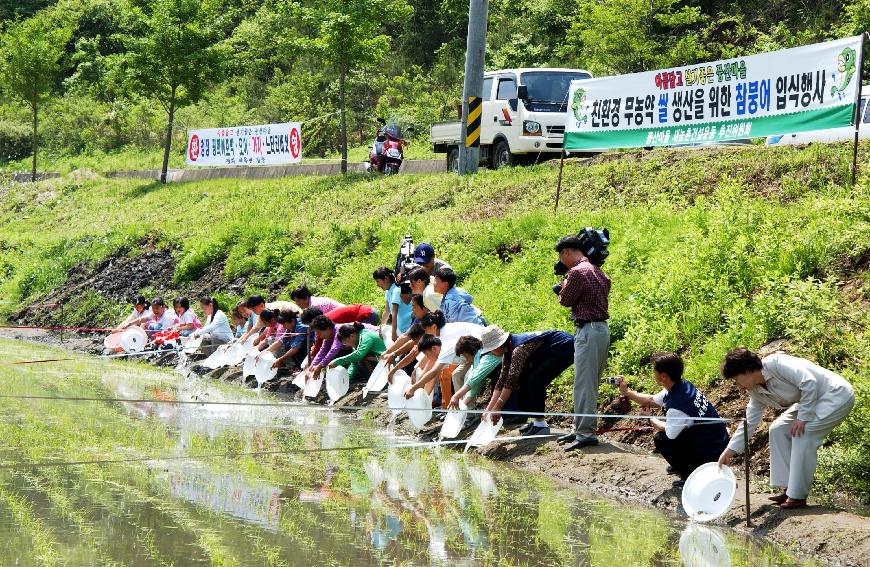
[0,347,818,567]
[680,524,731,567]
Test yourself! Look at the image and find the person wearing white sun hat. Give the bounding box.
[476,324,574,435]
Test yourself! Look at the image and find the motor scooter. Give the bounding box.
[366,120,409,175]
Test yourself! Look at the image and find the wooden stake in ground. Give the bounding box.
[554,150,566,211]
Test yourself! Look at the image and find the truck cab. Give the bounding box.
[430,67,593,171]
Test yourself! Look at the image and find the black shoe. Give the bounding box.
[564,437,599,452]
[672,479,686,489]
[522,425,551,437]
[557,433,576,444]
[518,422,533,433]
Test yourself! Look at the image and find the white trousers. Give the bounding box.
[768,398,854,499]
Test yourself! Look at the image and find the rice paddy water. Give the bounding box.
[0,339,818,566]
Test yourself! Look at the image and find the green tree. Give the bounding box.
[0,12,73,181]
[562,0,708,75]
[119,0,228,183]
[296,0,412,173]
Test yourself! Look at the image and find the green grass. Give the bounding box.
[0,141,868,495]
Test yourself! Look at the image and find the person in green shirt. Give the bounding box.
[329,322,387,381]
[446,335,502,409]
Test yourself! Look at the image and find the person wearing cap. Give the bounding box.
[717,348,854,509]
[473,325,574,435]
[412,242,451,276]
[616,352,730,487]
[433,267,486,326]
[555,234,612,452]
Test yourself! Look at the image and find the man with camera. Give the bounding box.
[554,229,611,452]
[616,353,729,486]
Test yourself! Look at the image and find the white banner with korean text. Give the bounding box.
[186,122,302,166]
[564,36,863,150]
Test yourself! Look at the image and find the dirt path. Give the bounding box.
[3,331,868,566]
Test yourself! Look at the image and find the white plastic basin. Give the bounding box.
[243,351,258,377]
[303,375,323,398]
[682,463,737,522]
[119,327,148,353]
[439,400,467,439]
[406,388,433,430]
[326,366,350,401]
[182,334,203,355]
[255,352,278,386]
[387,370,411,414]
[103,332,123,352]
[678,523,731,567]
[363,360,389,398]
[465,417,503,452]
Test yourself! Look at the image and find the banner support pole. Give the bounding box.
[554,149,565,212]
[851,33,868,187]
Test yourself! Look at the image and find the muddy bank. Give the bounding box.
[3,330,868,566]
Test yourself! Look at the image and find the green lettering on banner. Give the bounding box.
[564,104,855,150]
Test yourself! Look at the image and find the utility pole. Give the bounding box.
[458,0,488,175]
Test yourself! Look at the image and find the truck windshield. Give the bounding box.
[520,71,592,112]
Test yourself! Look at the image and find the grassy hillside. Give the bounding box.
[0,142,868,495]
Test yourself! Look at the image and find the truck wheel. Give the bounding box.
[447,148,459,173]
[492,140,514,169]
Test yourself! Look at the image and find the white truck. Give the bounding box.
[430,68,592,171]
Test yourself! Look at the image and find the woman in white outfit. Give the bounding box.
[717,348,854,509]
[192,297,233,346]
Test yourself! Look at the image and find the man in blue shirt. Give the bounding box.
[270,311,312,371]
[433,267,486,326]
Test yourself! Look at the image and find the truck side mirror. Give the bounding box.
[517,85,528,100]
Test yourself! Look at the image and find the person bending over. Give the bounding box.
[146,297,178,332]
[447,336,503,411]
[385,323,428,382]
[617,352,729,486]
[290,285,343,313]
[472,325,574,435]
[305,315,345,382]
[265,310,309,371]
[118,295,151,329]
[329,322,387,381]
[404,334,443,397]
[240,295,301,342]
[433,267,486,326]
[404,311,484,407]
[717,348,854,509]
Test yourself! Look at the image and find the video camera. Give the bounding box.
[394,233,416,283]
[553,227,610,294]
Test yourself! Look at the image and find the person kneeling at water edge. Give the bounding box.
[447,336,503,411]
[263,310,310,371]
[475,325,574,435]
[192,297,233,346]
[328,322,387,381]
[616,352,729,486]
[717,348,854,509]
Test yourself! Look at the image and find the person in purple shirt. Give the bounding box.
[290,285,344,313]
[432,267,486,326]
[304,315,345,383]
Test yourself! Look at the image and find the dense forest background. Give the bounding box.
[0,0,866,163]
